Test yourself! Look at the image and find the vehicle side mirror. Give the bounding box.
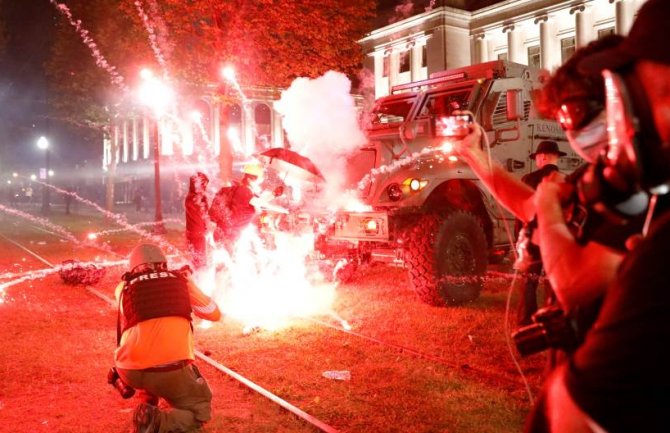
[506,89,524,121]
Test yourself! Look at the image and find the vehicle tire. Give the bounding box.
[405,211,488,306]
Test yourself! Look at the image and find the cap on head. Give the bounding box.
[242,162,263,178]
[529,141,566,159]
[579,0,670,74]
[128,243,166,272]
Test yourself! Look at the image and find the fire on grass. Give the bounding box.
[194,225,340,333]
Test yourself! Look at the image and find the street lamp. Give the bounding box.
[37,136,50,214]
[138,69,173,234]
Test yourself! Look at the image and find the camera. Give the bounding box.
[107,367,135,399]
[511,306,579,357]
[435,114,473,139]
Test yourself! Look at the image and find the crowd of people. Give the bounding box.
[112,1,670,431]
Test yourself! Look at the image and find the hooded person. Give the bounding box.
[184,172,209,269]
[113,243,221,433]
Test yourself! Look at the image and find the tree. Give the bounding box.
[45,0,376,128]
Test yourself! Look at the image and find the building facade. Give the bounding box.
[102,85,286,205]
[360,0,644,98]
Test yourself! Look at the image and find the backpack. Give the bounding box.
[208,184,239,228]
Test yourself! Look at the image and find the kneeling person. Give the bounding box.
[114,243,221,433]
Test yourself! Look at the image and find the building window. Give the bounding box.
[422,45,427,68]
[497,52,508,61]
[561,37,576,63]
[399,50,410,73]
[527,45,541,68]
[382,55,390,77]
[598,27,615,39]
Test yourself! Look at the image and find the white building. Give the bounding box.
[102,85,286,204]
[360,0,645,98]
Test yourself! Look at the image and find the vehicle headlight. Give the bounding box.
[404,178,428,192]
[362,218,380,235]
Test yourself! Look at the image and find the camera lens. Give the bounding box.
[511,324,549,357]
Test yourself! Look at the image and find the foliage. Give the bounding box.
[45,0,377,130]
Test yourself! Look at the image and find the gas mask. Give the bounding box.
[565,67,670,249]
[601,69,670,195]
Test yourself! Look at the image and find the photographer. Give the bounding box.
[536,1,670,431]
[113,243,221,433]
[453,35,626,313]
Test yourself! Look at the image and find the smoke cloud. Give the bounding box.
[274,71,367,208]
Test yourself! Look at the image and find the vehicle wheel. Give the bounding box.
[405,211,488,306]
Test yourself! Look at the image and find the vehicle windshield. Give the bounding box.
[417,90,472,118]
[370,97,415,125]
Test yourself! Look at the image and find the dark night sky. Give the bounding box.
[0,0,55,176]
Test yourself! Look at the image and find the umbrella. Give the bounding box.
[258,148,326,183]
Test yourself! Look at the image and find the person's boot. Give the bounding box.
[132,403,160,433]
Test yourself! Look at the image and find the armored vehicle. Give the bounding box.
[317,60,578,306]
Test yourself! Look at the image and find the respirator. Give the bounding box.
[566,67,670,248]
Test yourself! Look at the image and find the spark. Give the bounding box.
[48,0,129,92]
[133,0,169,79]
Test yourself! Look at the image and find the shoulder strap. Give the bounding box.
[116,285,124,346]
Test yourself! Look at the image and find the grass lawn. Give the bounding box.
[0,208,547,432]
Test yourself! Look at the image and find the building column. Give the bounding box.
[474,33,487,64]
[105,129,117,212]
[389,49,400,90]
[373,51,386,98]
[122,119,129,162]
[571,5,590,48]
[272,109,283,148]
[615,0,633,35]
[142,115,150,159]
[132,117,139,161]
[536,15,557,70]
[504,25,523,63]
[113,124,120,164]
[410,41,422,82]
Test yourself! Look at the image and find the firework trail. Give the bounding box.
[356,146,437,191]
[32,180,182,256]
[133,0,169,78]
[222,71,261,157]
[48,0,129,92]
[0,204,95,249]
[90,219,183,237]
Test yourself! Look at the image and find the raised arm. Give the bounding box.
[453,126,536,222]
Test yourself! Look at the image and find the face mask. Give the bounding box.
[565,110,608,163]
